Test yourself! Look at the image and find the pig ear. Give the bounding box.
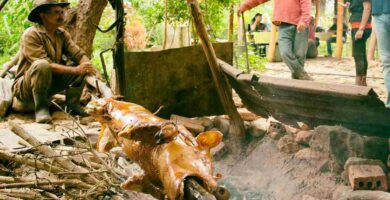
[196,130,223,150]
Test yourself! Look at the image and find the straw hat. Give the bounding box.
[28,0,69,23]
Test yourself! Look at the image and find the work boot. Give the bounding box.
[32,89,51,123]
[361,76,367,86]
[65,86,88,117]
[296,70,313,81]
[355,76,367,86]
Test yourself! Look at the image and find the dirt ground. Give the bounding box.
[257,57,386,102]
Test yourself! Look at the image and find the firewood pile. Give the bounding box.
[0,119,155,200]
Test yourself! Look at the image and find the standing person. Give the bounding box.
[12,0,100,123]
[346,0,372,86]
[370,0,390,107]
[238,0,312,80]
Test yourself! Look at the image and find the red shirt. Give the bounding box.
[308,24,316,40]
[239,0,311,26]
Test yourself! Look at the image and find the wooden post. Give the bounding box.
[228,4,234,42]
[335,0,344,59]
[267,24,277,62]
[315,0,320,26]
[163,0,168,49]
[186,0,246,147]
[267,0,277,62]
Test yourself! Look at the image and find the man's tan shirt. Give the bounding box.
[14,25,85,82]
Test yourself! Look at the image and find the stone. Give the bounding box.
[278,135,301,154]
[295,148,324,161]
[310,126,388,173]
[295,130,314,145]
[213,116,230,135]
[51,111,69,120]
[80,116,96,125]
[348,165,387,191]
[333,185,390,200]
[247,118,267,138]
[302,195,320,200]
[196,117,214,130]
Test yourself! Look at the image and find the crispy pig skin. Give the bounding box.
[86,98,221,199]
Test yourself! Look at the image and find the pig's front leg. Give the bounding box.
[120,173,145,191]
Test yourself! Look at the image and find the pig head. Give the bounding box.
[85,98,223,199]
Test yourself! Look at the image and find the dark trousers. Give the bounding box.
[12,59,84,112]
[351,28,372,76]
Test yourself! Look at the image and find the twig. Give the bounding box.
[0,151,64,173]
[54,170,108,176]
[0,179,93,189]
[8,121,99,185]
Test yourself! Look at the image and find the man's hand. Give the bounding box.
[297,22,307,33]
[237,7,245,17]
[355,29,364,40]
[73,62,97,76]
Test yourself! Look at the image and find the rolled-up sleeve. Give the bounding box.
[21,30,52,64]
[62,30,86,63]
[299,0,311,26]
[239,0,269,12]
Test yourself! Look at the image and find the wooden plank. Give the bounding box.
[0,123,79,152]
[220,59,390,137]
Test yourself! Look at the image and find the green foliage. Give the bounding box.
[128,0,235,46]
[235,46,266,72]
[0,0,34,64]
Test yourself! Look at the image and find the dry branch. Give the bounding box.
[8,121,99,185]
[0,151,64,173]
[0,179,93,189]
[187,0,245,154]
[0,188,43,199]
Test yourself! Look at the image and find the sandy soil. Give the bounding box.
[257,57,386,102]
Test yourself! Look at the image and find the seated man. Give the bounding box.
[307,16,319,58]
[12,0,99,123]
[250,13,267,32]
[326,17,349,57]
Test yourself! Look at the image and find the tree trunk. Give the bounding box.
[227,4,234,42]
[64,0,108,57]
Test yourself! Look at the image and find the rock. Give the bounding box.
[302,195,320,200]
[247,118,267,138]
[237,108,260,121]
[295,148,324,161]
[309,126,388,173]
[295,130,314,145]
[267,118,286,140]
[196,117,214,130]
[348,164,387,191]
[298,122,312,130]
[278,135,301,153]
[269,131,285,140]
[80,116,96,125]
[332,185,390,200]
[52,111,69,120]
[213,116,230,135]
